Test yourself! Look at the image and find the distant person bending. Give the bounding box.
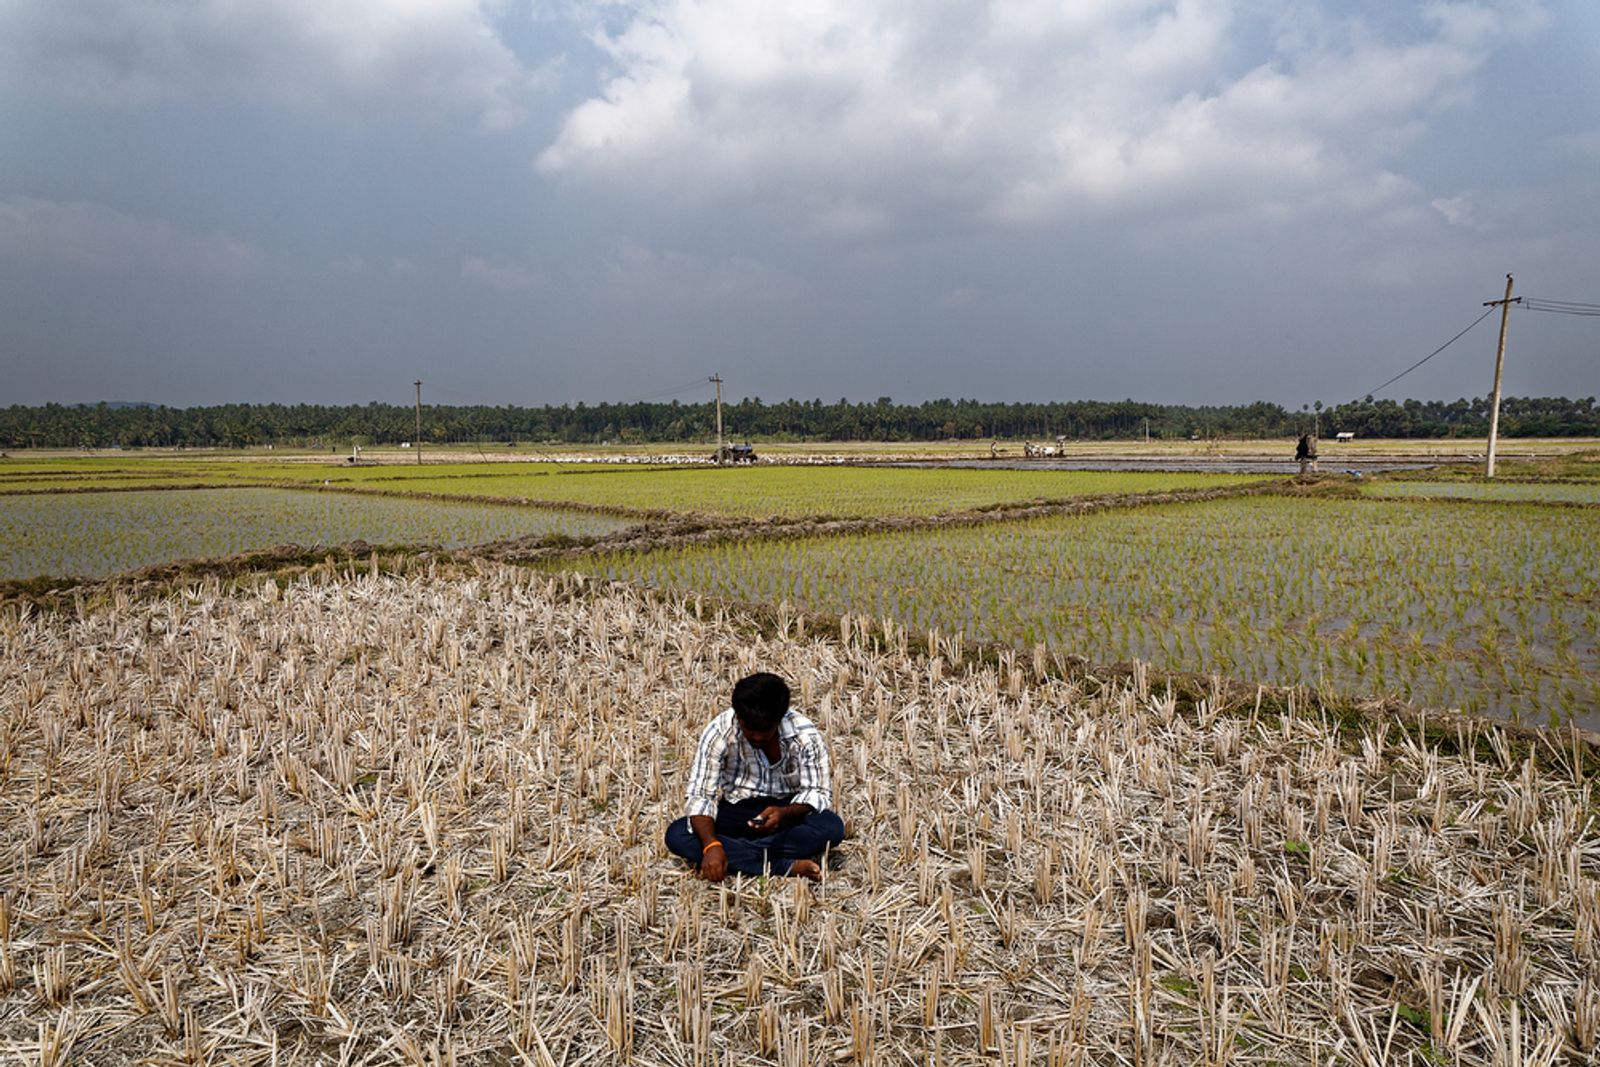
[665,673,843,883]
[1296,433,1319,475]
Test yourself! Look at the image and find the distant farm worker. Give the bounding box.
[1296,433,1319,476]
[665,672,843,883]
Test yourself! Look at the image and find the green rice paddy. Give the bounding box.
[565,496,1600,725]
[0,459,651,491]
[0,488,630,581]
[0,460,1243,518]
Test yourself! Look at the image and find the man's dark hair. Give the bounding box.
[732,672,790,731]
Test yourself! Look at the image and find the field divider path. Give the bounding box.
[291,481,674,520]
[0,480,289,496]
[471,479,1300,564]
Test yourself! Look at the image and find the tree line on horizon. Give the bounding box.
[2,395,1597,449]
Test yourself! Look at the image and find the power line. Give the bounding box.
[1524,296,1600,308]
[1524,297,1600,316]
[392,378,716,407]
[620,378,718,404]
[1358,306,1497,399]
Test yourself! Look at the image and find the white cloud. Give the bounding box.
[1553,128,1600,161]
[932,283,1023,312]
[461,256,543,292]
[538,0,1541,231]
[331,252,424,277]
[0,196,263,276]
[0,0,530,128]
[1430,194,1476,227]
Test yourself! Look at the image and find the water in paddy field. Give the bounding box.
[0,488,631,580]
[1364,481,1600,504]
[584,496,1600,728]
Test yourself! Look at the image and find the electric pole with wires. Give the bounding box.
[1483,275,1521,478]
[414,380,423,466]
[710,374,724,466]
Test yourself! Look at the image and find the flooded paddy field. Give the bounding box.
[0,488,631,581]
[568,495,1600,726]
[1363,480,1600,505]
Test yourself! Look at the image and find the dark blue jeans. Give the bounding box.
[665,796,845,877]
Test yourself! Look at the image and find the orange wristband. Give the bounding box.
[703,841,724,852]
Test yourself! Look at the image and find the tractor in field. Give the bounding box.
[710,443,758,464]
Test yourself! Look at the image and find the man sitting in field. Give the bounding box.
[665,672,844,882]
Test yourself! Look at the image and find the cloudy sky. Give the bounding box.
[2,0,1596,409]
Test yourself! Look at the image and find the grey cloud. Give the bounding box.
[462,257,544,292]
[0,196,263,276]
[0,0,530,128]
[2,0,1592,409]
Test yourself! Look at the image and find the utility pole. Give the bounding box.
[1483,274,1521,478]
[710,374,724,466]
[414,380,423,465]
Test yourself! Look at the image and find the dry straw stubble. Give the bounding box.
[0,563,1595,1064]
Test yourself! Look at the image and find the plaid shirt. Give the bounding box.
[683,708,832,819]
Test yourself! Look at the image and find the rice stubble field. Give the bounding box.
[1,566,1597,1064]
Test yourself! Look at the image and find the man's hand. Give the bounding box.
[689,814,727,881]
[747,805,789,833]
[699,845,728,882]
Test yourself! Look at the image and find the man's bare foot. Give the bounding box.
[790,858,822,882]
